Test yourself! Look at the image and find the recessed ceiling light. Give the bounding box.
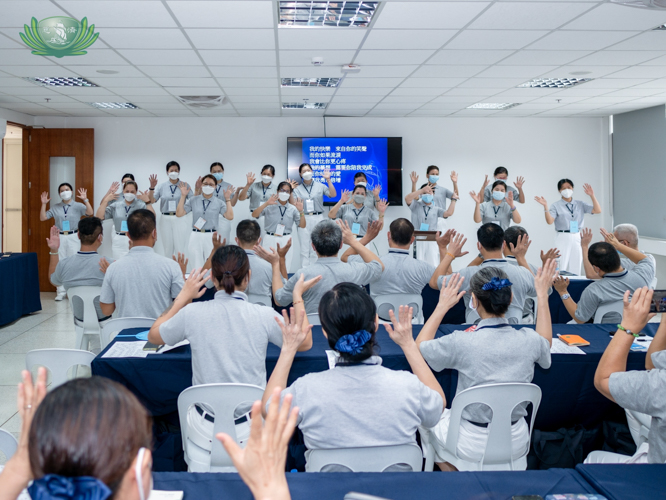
[96,70,119,75]
[611,0,666,9]
[24,77,98,87]
[88,102,138,109]
[282,102,328,109]
[467,103,521,110]
[278,1,378,28]
[281,77,341,87]
[653,23,666,29]
[518,78,593,88]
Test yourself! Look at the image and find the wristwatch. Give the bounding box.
[617,324,640,338]
[561,293,570,300]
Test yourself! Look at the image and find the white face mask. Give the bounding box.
[356,181,367,187]
[60,190,72,201]
[168,171,179,180]
[135,447,152,500]
[278,192,290,202]
[560,188,573,199]
[124,193,136,202]
[261,175,273,184]
[302,171,313,181]
[353,194,366,204]
[201,185,215,195]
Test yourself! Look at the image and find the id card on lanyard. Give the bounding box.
[565,203,579,233]
[62,204,70,231]
[168,184,178,212]
[276,205,287,235]
[121,205,131,232]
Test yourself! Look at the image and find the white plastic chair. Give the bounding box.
[307,313,321,325]
[306,444,423,472]
[626,409,652,448]
[101,317,156,349]
[0,429,18,460]
[373,294,424,324]
[421,383,541,472]
[25,349,96,389]
[66,286,103,351]
[247,294,272,307]
[177,383,264,472]
[594,300,624,324]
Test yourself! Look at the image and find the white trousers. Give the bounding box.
[188,231,214,271]
[217,216,232,247]
[584,442,649,464]
[555,231,582,275]
[416,218,447,268]
[298,214,323,268]
[112,233,130,260]
[158,214,190,258]
[263,233,294,273]
[57,233,81,294]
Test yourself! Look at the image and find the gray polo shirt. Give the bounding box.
[350,249,434,298]
[213,181,233,202]
[248,181,277,211]
[621,253,657,288]
[609,349,666,464]
[549,199,593,232]
[409,200,445,231]
[437,259,536,324]
[276,356,442,458]
[275,256,383,314]
[153,181,192,214]
[46,201,87,231]
[505,256,552,318]
[104,199,147,233]
[480,201,514,230]
[420,317,551,423]
[575,257,655,323]
[183,195,228,231]
[100,246,183,318]
[50,251,114,321]
[245,249,278,297]
[431,185,454,211]
[159,291,283,387]
[263,203,300,234]
[335,205,378,237]
[484,184,519,203]
[293,181,331,213]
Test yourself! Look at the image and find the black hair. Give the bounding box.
[588,242,622,273]
[426,165,439,175]
[201,174,217,185]
[477,223,505,251]
[299,163,312,175]
[78,217,103,245]
[277,181,292,193]
[494,166,508,177]
[389,218,414,246]
[352,184,367,195]
[261,165,275,176]
[319,283,377,363]
[557,178,574,191]
[58,183,73,193]
[166,161,180,173]
[503,226,528,250]
[354,172,367,181]
[211,245,250,295]
[121,173,135,182]
[210,162,224,172]
[127,209,155,240]
[122,181,138,192]
[311,220,342,257]
[236,219,261,245]
[491,180,507,191]
[470,267,512,316]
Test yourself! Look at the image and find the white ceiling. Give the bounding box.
[1,0,666,118]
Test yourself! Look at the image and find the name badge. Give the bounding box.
[62,220,70,232]
[194,217,206,230]
[569,221,579,233]
[419,223,429,231]
[120,220,128,233]
[275,224,286,236]
[351,223,361,235]
[168,200,177,212]
[305,199,315,213]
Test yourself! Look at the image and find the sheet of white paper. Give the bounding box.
[631,337,653,352]
[148,491,184,500]
[102,341,150,358]
[325,350,340,369]
[550,339,586,355]
[148,339,190,354]
[566,275,591,281]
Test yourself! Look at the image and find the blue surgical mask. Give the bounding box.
[421,194,434,204]
[213,172,224,181]
[428,175,439,183]
[492,191,506,201]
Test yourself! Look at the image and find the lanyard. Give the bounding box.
[216,184,222,195]
[262,183,271,197]
[475,323,511,331]
[63,204,70,216]
[279,205,287,219]
[423,206,431,219]
[352,206,365,220]
[169,184,178,196]
[124,205,132,217]
[302,182,314,197]
[565,203,575,218]
[202,199,211,213]
[492,205,501,217]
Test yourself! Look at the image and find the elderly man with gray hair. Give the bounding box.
[582,223,657,288]
[255,219,384,316]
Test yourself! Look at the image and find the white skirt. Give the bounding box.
[158,214,190,258]
[298,213,323,268]
[263,232,294,273]
[112,233,130,260]
[555,231,582,275]
[188,231,214,270]
[217,216,232,247]
[56,233,81,294]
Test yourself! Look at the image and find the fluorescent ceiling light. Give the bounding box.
[24,77,98,87]
[88,102,138,109]
[518,78,592,89]
[282,102,328,109]
[467,103,520,110]
[278,1,378,28]
[653,24,666,29]
[281,77,341,87]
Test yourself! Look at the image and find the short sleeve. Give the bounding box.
[348,255,363,264]
[437,206,446,218]
[335,205,346,220]
[574,286,600,323]
[186,185,194,200]
[609,369,666,416]
[45,208,54,220]
[532,333,552,369]
[436,275,445,289]
[136,200,147,210]
[272,382,304,425]
[632,257,656,286]
[349,260,383,285]
[479,203,488,218]
[322,183,331,197]
[292,207,300,225]
[548,205,557,219]
[104,204,114,220]
[50,261,65,286]
[416,381,444,428]
[416,262,436,287]
[170,264,184,298]
[153,186,161,201]
[99,268,115,304]
[483,187,492,202]
[582,201,594,214]
[76,202,88,216]
[264,309,284,347]
[275,274,296,306]
[444,188,454,200]
[419,334,458,372]
[368,209,379,222]
[409,201,419,213]
[159,307,189,346]
[183,199,193,214]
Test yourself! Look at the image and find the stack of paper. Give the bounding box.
[550,339,586,355]
[102,341,151,358]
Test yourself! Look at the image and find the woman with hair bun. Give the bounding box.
[416,261,557,471]
[262,281,445,472]
[148,247,312,469]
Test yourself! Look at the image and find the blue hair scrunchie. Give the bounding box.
[28,475,112,500]
[481,276,513,291]
[334,330,372,355]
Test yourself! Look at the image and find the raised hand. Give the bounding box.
[172,252,189,276]
[450,171,458,183]
[535,259,558,296]
[194,177,203,193]
[223,185,235,201]
[583,183,594,197]
[377,199,389,214]
[46,225,60,252]
[40,191,50,204]
[540,248,561,265]
[322,169,331,181]
[212,232,225,250]
[365,220,382,242]
[534,196,548,209]
[580,227,593,247]
[137,190,151,203]
[254,244,279,265]
[149,174,158,189]
[507,190,515,207]
[481,174,490,191]
[266,194,278,206]
[293,273,322,297]
[277,238,292,259]
[469,191,482,204]
[553,276,569,294]
[435,228,456,249]
[409,171,419,185]
[340,189,351,203]
[448,232,469,258]
[421,185,434,196]
[99,257,111,274]
[288,179,299,190]
[509,233,531,259]
[275,307,310,350]
[178,181,190,197]
[337,219,355,246]
[77,187,87,201]
[372,185,381,197]
[621,286,653,334]
[385,305,414,348]
[293,197,304,213]
[246,172,256,186]
[177,267,210,302]
[107,181,120,197]
[438,273,466,311]
[514,176,525,189]
[600,227,619,248]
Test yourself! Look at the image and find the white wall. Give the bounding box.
[34,115,611,271]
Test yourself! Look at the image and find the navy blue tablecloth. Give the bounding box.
[154,469,597,500]
[576,464,666,500]
[0,253,42,326]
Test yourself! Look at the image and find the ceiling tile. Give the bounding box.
[427,50,514,65]
[562,3,666,31]
[100,87,168,96]
[0,1,69,27]
[381,95,433,103]
[363,30,457,50]
[201,50,276,66]
[0,85,64,96]
[186,29,275,50]
[475,65,558,78]
[167,1,274,28]
[400,77,467,87]
[602,88,663,97]
[344,66,419,78]
[217,78,276,88]
[373,2,491,29]
[0,49,56,65]
[279,66,342,78]
[281,87,335,97]
[154,77,218,87]
[0,65,75,78]
[163,86,222,95]
[336,87,392,96]
[279,50,355,67]
[229,95,278,102]
[457,77,527,88]
[0,76,40,87]
[99,28,191,49]
[119,50,202,66]
[89,77,158,88]
[278,30,366,50]
[499,50,592,65]
[224,88,279,96]
[0,34,22,49]
[446,30,548,50]
[52,49,130,66]
[411,65,487,78]
[639,54,666,66]
[354,50,436,66]
[630,79,666,89]
[118,95,179,103]
[443,88,506,96]
[538,66,625,79]
[528,30,638,51]
[58,1,177,28]
[580,78,652,88]
[571,50,666,66]
[211,66,278,78]
[603,66,666,79]
[141,65,211,78]
[62,65,145,78]
[342,78,405,88]
[607,32,666,51]
[468,2,593,30]
[331,95,384,103]
[373,102,422,110]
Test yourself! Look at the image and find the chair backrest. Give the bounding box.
[25,349,96,389]
[177,383,264,470]
[445,383,541,466]
[594,300,624,324]
[307,313,321,326]
[66,286,103,334]
[307,444,423,472]
[247,294,272,307]
[373,294,424,323]
[0,429,18,460]
[101,317,156,348]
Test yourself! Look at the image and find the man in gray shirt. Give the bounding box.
[256,219,384,315]
[100,210,183,319]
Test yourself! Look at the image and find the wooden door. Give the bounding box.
[23,128,94,291]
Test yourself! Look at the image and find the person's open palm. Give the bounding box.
[293,273,322,297]
[40,191,50,204]
[438,273,466,311]
[448,233,468,258]
[385,305,414,348]
[535,259,557,295]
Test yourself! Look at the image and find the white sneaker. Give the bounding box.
[55,292,66,302]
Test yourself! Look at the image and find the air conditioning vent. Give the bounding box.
[177,96,228,109]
